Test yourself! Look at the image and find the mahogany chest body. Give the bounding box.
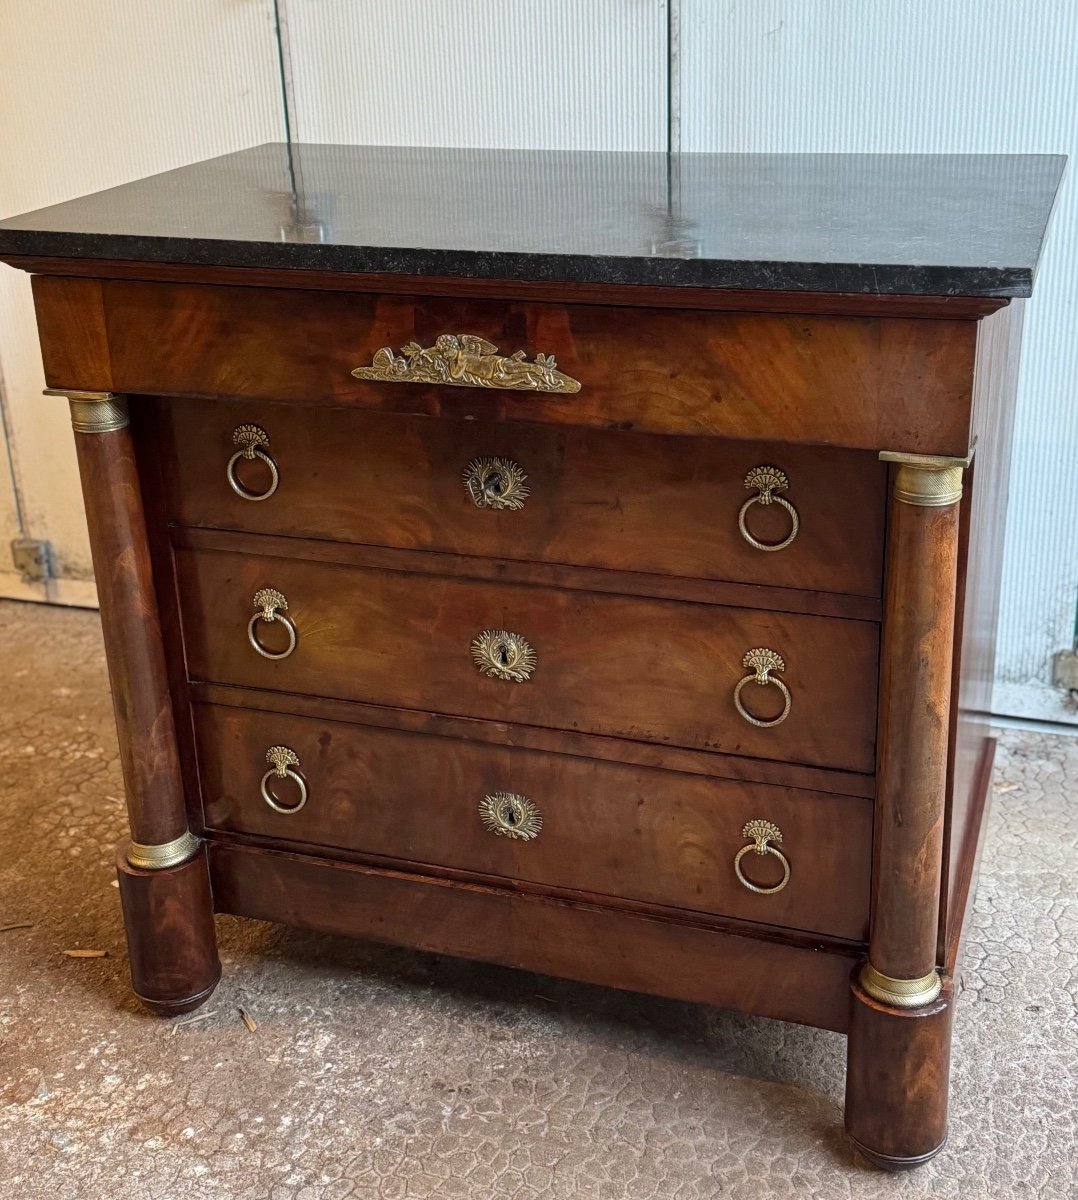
[0,146,1064,1170]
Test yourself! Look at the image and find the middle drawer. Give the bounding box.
[175,547,878,773]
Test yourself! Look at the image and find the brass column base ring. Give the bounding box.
[127,829,201,870]
[860,963,943,1008]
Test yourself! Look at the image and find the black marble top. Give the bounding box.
[0,144,1065,296]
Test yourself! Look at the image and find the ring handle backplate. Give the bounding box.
[248,587,298,660]
[260,745,308,813]
[738,466,799,552]
[733,647,791,728]
[734,819,791,894]
[227,424,279,502]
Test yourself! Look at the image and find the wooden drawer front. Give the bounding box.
[94,281,976,452]
[157,399,885,598]
[175,548,879,772]
[194,703,872,942]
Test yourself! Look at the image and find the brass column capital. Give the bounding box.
[46,388,130,434]
[879,449,972,508]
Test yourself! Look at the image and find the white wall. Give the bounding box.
[0,0,284,603]
[680,0,1078,723]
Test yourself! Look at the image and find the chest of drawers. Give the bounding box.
[0,146,1063,1171]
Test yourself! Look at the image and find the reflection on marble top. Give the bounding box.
[0,144,1066,296]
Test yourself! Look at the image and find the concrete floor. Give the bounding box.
[0,597,1074,1200]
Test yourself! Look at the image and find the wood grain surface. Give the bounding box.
[190,681,877,799]
[174,545,880,773]
[115,843,220,1015]
[194,701,872,941]
[155,397,887,598]
[871,488,961,980]
[169,525,882,622]
[73,425,189,846]
[208,840,858,1032]
[31,275,113,388]
[941,301,1024,960]
[96,281,978,452]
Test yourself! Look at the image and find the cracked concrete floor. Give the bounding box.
[0,597,1075,1200]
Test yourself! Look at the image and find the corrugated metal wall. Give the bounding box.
[679,1,1077,723]
[283,0,668,150]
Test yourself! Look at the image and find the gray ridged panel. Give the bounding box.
[285,0,668,150]
[682,1,1078,723]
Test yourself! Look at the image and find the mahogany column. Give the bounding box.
[60,390,220,1015]
[845,450,967,1169]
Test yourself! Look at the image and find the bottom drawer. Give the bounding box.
[194,702,872,942]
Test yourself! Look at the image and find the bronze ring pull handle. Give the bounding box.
[261,745,308,813]
[248,588,297,660]
[734,819,791,894]
[733,648,791,728]
[463,457,530,510]
[738,466,799,551]
[227,424,279,501]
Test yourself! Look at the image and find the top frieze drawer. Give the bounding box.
[34,278,979,455]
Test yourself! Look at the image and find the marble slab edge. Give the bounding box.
[0,230,1036,297]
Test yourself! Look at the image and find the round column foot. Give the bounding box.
[844,967,954,1169]
[115,840,221,1017]
[136,970,222,1017]
[849,1135,947,1171]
